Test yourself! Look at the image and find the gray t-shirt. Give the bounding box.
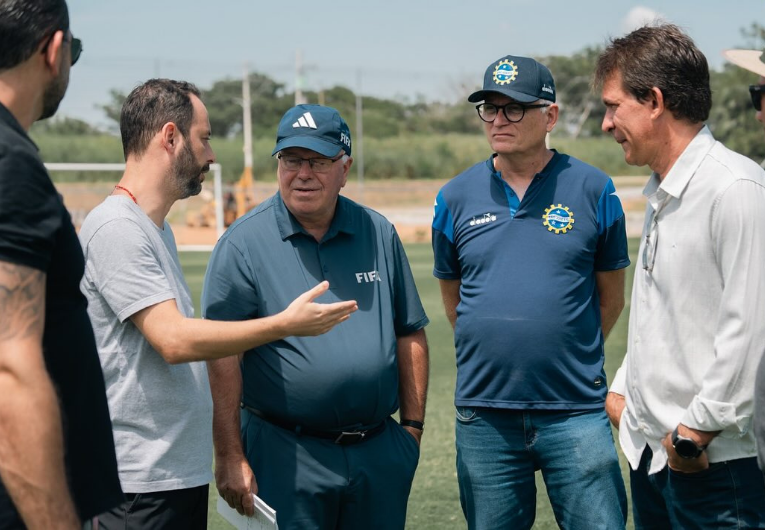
[79,196,212,493]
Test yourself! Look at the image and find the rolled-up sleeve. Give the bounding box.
[609,361,628,396]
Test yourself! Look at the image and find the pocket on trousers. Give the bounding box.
[395,420,421,454]
[455,406,478,422]
[668,462,726,481]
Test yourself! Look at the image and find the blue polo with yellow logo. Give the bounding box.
[203,192,428,429]
[432,151,629,409]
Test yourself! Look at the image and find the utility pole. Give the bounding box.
[355,69,364,204]
[235,63,256,220]
[295,49,307,105]
[242,64,253,173]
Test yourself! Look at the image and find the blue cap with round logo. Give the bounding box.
[468,55,556,104]
[272,104,352,157]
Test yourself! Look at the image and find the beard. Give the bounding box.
[38,67,70,121]
[171,141,209,199]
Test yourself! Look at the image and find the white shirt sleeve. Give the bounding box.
[681,179,765,435]
[609,359,628,396]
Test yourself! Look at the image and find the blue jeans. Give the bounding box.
[630,445,765,529]
[456,407,627,530]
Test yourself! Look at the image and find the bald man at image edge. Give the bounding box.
[723,46,765,477]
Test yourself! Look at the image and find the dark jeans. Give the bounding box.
[631,445,765,529]
[96,484,208,530]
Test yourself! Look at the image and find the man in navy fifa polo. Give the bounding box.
[204,104,429,530]
[432,55,630,529]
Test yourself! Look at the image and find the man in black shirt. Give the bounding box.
[0,1,123,528]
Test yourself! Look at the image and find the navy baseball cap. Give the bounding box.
[272,104,352,157]
[468,55,556,104]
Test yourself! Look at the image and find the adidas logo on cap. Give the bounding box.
[273,104,352,157]
[292,112,317,129]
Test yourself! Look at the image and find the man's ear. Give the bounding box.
[545,104,559,132]
[340,156,353,187]
[160,122,178,153]
[649,87,665,119]
[42,30,66,77]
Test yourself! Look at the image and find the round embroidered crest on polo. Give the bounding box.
[543,204,575,234]
[493,59,518,85]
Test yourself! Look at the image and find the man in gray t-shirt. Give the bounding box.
[79,80,356,530]
[80,197,213,495]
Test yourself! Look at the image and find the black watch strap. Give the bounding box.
[671,426,707,459]
[400,419,424,431]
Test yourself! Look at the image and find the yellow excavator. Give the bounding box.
[188,67,258,229]
[186,167,256,228]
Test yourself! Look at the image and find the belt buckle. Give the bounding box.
[334,431,366,445]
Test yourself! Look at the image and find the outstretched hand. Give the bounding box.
[283,281,357,336]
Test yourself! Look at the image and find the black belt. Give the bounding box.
[241,403,387,445]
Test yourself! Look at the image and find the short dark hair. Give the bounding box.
[594,23,711,124]
[120,79,202,159]
[0,0,69,71]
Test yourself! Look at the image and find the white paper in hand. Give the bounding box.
[217,494,278,530]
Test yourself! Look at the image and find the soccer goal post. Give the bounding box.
[46,162,225,247]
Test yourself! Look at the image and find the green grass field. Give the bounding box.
[179,239,639,529]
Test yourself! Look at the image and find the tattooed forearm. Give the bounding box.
[0,262,45,342]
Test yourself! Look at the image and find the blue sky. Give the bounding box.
[61,0,764,126]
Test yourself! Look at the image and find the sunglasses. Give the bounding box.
[749,84,764,112]
[42,31,83,66]
[67,36,83,66]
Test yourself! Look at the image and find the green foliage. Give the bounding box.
[33,131,651,182]
[540,46,605,138]
[549,135,649,176]
[99,89,126,131]
[708,65,765,163]
[30,132,125,182]
[30,116,104,136]
[47,22,765,181]
[203,73,292,138]
[362,134,489,179]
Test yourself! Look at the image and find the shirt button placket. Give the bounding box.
[318,246,329,282]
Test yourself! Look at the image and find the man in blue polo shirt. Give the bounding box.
[432,55,630,529]
[204,104,429,530]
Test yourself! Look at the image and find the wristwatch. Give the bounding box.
[671,426,707,459]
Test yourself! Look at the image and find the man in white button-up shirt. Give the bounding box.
[594,24,765,529]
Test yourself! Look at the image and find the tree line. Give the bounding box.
[32,24,765,180]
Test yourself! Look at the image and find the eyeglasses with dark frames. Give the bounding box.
[277,153,344,173]
[749,84,765,112]
[476,102,550,123]
[42,31,82,66]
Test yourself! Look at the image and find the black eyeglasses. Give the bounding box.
[476,102,550,123]
[749,84,764,111]
[42,31,82,66]
[277,153,343,173]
